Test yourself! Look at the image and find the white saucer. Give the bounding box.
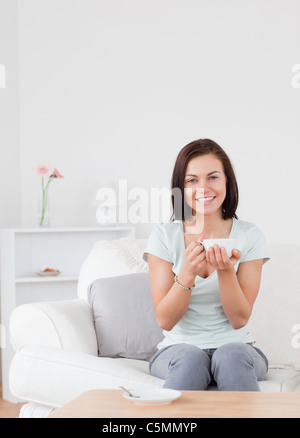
[122,388,181,405]
[36,269,61,277]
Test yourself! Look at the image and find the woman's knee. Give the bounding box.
[211,342,253,371]
[152,343,211,390]
[169,344,210,370]
[210,342,266,391]
[213,341,250,357]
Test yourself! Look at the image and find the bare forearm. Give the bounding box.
[151,240,205,331]
[217,268,251,329]
[155,271,196,331]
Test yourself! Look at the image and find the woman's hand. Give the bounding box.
[181,238,207,278]
[206,245,241,271]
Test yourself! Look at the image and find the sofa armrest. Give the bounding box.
[9,344,164,407]
[10,299,98,356]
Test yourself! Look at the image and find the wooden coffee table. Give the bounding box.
[49,389,300,418]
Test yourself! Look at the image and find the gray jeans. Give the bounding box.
[149,342,268,391]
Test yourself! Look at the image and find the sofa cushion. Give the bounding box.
[88,273,164,360]
[77,238,149,300]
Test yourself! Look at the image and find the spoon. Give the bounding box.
[119,386,140,398]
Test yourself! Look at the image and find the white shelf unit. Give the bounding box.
[0,226,135,402]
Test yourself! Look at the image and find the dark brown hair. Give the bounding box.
[170,138,239,221]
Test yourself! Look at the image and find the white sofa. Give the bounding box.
[8,239,300,418]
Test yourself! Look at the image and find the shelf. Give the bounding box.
[15,275,78,284]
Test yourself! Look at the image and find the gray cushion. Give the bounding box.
[87,273,164,361]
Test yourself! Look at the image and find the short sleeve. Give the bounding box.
[142,225,173,264]
[240,226,270,265]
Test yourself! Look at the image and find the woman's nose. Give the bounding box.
[196,181,211,192]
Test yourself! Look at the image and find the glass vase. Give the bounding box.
[38,184,50,227]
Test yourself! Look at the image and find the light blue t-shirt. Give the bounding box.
[143,217,270,350]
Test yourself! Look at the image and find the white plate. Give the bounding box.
[122,388,181,405]
[36,270,61,277]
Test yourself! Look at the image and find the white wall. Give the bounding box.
[0,0,20,228]
[3,0,300,242]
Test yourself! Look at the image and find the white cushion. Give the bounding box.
[77,238,148,300]
[258,368,300,392]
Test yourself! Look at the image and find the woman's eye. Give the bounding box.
[187,176,219,183]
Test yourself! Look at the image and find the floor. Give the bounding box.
[0,385,24,418]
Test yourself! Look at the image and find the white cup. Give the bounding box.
[201,238,236,258]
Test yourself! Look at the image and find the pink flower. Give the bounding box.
[37,164,51,175]
[52,168,64,178]
[36,164,64,226]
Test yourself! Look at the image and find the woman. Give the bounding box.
[143,138,269,391]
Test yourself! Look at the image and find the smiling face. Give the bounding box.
[184,154,227,219]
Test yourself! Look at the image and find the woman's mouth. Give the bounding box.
[196,196,216,205]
